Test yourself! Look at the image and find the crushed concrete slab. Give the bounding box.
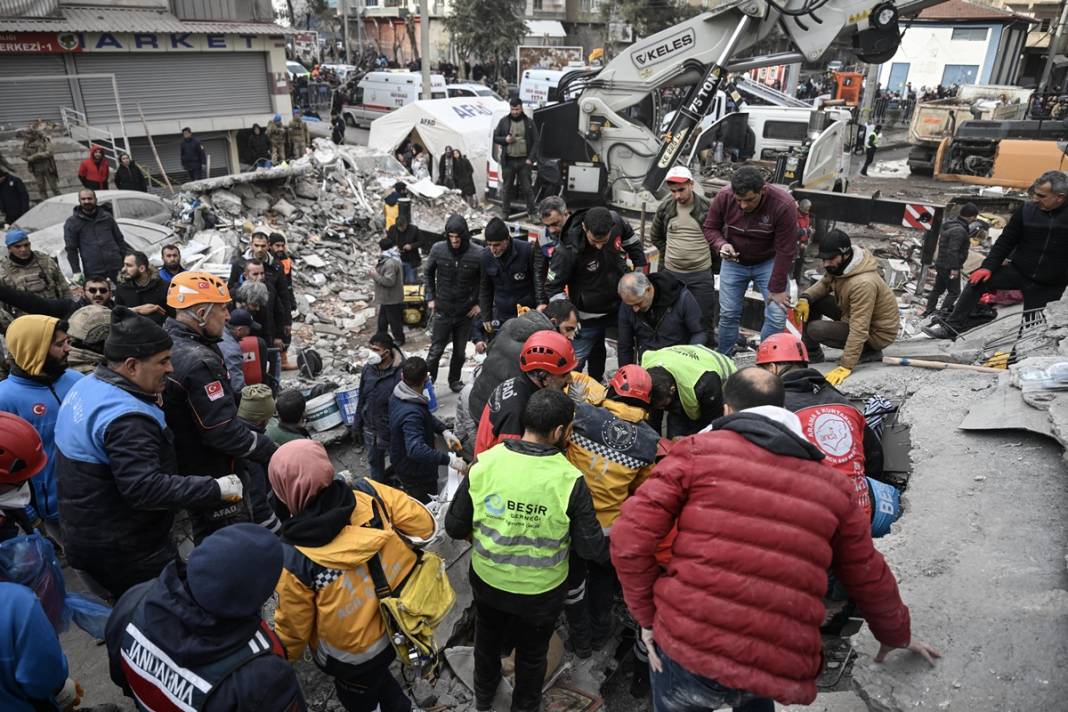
[779,691,868,711]
[960,372,1057,441]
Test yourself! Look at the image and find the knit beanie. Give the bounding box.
[238,384,276,423]
[484,217,510,243]
[6,315,59,376]
[186,523,283,619]
[104,306,172,361]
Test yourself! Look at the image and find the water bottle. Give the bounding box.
[424,378,438,412]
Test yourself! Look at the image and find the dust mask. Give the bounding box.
[0,482,32,508]
[366,351,383,366]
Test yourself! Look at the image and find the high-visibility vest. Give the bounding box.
[239,335,263,386]
[468,443,581,595]
[641,344,737,421]
[796,403,872,517]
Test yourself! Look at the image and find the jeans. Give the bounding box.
[500,157,534,216]
[667,269,718,348]
[333,658,412,712]
[572,313,613,381]
[402,262,418,284]
[427,311,473,386]
[651,644,773,712]
[716,258,787,355]
[861,147,876,175]
[945,262,1066,330]
[365,430,387,482]
[377,303,406,345]
[474,599,558,712]
[924,267,961,314]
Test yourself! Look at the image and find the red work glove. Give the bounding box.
[968,268,992,285]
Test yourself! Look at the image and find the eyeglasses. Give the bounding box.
[85,287,110,295]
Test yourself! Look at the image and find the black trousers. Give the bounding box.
[377,303,406,345]
[427,311,472,386]
[946,263,1067,330]
[925,267,961,314]
[398,477,438,505]
[332,657,412,712]
[564,552,617,654]
[474,599,558,712]
[860,147,876,174]
[500,157,534,215]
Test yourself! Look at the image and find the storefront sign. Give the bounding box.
[0,31,274,54]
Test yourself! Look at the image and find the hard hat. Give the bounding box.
[520,330,576,376]
[167,271,231,309]
[0,412,47,485]
[755,333,809,365]
[67,305,112,347]
[609,364,653,404]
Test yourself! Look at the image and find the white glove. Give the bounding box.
[443,430,462,451]
[448,453,465,471]
[215,474,244,502]
[55,678,82,711]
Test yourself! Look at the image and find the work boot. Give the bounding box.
[280,351,298,371]
[449,381,464,394]
[922,320,958,340]
[806,346,826,364]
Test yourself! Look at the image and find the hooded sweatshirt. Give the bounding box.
[424,214,483,316]
[77,144,110,189]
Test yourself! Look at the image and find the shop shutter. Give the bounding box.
[128,132,231,180]
[0,55,75,128]
[72,53,272,125]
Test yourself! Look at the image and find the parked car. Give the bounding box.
[26,218,177,278]
[14,190,172,233]
[446,83,504,101]
[287,60,311,82]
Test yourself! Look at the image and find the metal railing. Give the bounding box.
[60,106,124,168]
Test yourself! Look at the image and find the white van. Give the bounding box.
[518,68,590,108]
[746,106,852,160]
[342,71,447,128]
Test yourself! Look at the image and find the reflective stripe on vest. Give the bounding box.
[468,443,581,595]
[641,345,737,421]
[239,335,262,386]
[796,403,871,517]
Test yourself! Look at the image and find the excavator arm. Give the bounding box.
[557,0,946,208]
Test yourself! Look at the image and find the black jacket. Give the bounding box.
[0,280,103,320]
[180,137,206,170]
[56,366,221,573]
[445,439,608,613]
[162,318,277,480]
[934,216,971,270]
[0,173,30,223]
[468,310,554,422]
[354,348,404,442]
[228,252,295,315]
[781,367,884,477]
[114,162,148,192]
[493,113,540,162]
[63,204,130,278]
[438,154,476,195]
[546,213,633,317]
[106,563,305,712]
[617,271,705,366]
[114,271,169,325]
[388,381,448,484]
[248,129,271,161]
[425,214,483,316]
[479,237,536,321]
[388,222,423,267]
[981,201,1068,287]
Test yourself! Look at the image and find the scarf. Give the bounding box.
[279,480,356,547]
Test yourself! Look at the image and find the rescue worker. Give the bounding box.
[354,332,405,482]
[267,114,288,164]
[0,229,68,312]
[159,244,185,283]
[641,343,738,437]
[269,232,295,309]
[617,270,705,367]
[563,365,660,663]
[479,217,536,329]
[0,315,81,544]
[535,196,569,307]
[287,108,310,159]
[106,524,305,711]
[272,439,435,712]
[56,307,241,600]
[115,250,169,325]
[649,165,717,343]
[0,413,48,542]
[19,123,60,199]
[66,304,110,374]
[383,182,408,231]
[230,227,296,369]
[63,189,130,281]
[425,213,483,392]
[475,330,576,455]
[860,123,882,176]
[795,230,899,386]
[446,388,609,712]
[162,272,277,542]
[77,144,110,190]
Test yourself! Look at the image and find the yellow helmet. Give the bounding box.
[167,271,231,309]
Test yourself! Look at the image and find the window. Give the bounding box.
[761,121,809,141]
[533,0,543,9]
[431,91,447,99]
[887,62,910,94]
[941,64,980,86]
[951,27,988,41]
[120,198,169,222]
[1040,18,1053,32]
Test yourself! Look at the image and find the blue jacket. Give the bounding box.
[354,348,404,443]
[180,137,206,170]
[617,271,705,366]
[0,582,68,712]
[388,381,448,484]
[0,369,82,522]
[479,237,536,322]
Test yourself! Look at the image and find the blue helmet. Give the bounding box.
[5,229,29,247]
[273,113,282,123]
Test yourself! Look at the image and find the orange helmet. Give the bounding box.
[755,333,809,365]
[0,413,47,485]
[167,271,231,309]
[520,330,576,375]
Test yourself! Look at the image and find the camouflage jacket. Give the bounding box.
[21,134,57,173]
[266,122,287,146]
[0,252,68,306]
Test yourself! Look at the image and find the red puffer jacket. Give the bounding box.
[77,144,110,189]
[611,408,910,705]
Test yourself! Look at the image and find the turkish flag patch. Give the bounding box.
[204,381,225,401]
[32,403,46,416]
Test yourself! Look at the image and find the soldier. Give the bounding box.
[287,108,310,159]
[20,123,61,200]
[0,229,67,307]
[266,114,288,164]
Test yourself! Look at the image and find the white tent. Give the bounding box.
[368,97,509,196]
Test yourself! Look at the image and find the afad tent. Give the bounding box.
[368,97,509,196]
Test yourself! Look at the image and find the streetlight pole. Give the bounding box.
[341,0,350,63]
[420,0,431,99]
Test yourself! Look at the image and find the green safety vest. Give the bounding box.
[641,344,737,421]
[469,443,581,595]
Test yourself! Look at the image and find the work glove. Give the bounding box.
[55,678,83,712]
[442,430,462,451]
[825,366,852,386]
[968,268,992,285]
[794,297,810,323]
[448,453,469,475]
[215,474,244,502]
[483,321,495,335]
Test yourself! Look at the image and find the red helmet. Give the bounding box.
[755,333,809,365]
[0,412,47,485]
[609,365,652,404]
[520,330,577,376]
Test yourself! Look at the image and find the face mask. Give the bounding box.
[366,351,383,366]
[0,482,31,509]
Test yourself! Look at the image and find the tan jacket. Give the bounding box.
[802,248,899,369]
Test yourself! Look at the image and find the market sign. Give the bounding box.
[0,31,271,54]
